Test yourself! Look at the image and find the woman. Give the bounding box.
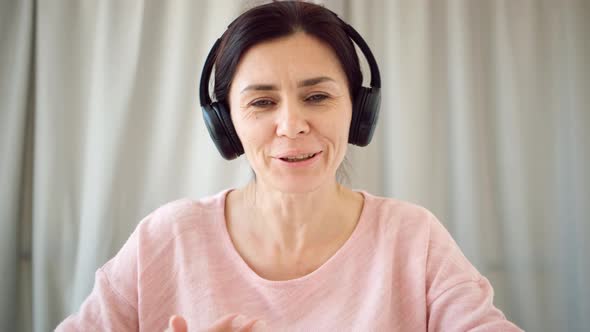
[57,1,522,331]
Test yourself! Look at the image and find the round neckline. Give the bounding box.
[216,188,371,288]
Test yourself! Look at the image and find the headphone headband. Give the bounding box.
[339,21,381,88]
[199,38,221,106]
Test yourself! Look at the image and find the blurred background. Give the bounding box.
[1,0,588,331]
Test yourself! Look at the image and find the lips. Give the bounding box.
[274,150,323,163]
[280,152,318,162]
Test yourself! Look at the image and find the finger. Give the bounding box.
[169,315,188,332]
[205,313,241,331]
[250,320,269,332]
[164,315,174,332]
[236,318,266,332]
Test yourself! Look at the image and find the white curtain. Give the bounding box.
[1,1,588,331]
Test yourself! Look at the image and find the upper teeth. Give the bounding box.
[285,153,315,161]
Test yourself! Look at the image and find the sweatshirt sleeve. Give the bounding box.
[55,214,148,331]
[55,268,139,331]
[424,214,523,332]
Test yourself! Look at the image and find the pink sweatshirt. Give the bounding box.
[57,189,522,331]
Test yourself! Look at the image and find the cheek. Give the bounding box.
[320,112,351,141]
[233,117,272,155]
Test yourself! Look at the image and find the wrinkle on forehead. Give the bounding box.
[229,32,348,98]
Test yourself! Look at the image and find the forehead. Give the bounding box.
[230,32,347,89]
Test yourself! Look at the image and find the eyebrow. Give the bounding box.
[240,76,336,94]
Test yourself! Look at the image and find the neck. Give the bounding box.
[237,179,359,254]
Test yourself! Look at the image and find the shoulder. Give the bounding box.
[136,189,229,243]
[362,191,434,218]
[359,191,461,255]
[99,190,231,302]
[360,191,438,234]
[359,191,481,281]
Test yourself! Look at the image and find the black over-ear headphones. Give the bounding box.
[199,10,381,160]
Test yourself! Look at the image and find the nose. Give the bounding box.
[275,101,310,138]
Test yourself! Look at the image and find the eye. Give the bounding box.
[250,99,275,108]
[305,94,329,103]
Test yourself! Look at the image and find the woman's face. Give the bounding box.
[228,32,353,193]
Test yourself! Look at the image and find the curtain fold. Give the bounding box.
[1,1,587,331]
[0,1,34,331]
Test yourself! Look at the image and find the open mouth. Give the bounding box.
[279,152,320,163]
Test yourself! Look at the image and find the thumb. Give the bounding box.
[168,315,188,332]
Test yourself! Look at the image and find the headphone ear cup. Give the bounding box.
[215,102,244,156]
[201,102,244,160]
[349,87,381,146]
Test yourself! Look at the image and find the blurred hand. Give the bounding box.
[165,313,268,332]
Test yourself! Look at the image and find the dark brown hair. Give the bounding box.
[212,0,362,107]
